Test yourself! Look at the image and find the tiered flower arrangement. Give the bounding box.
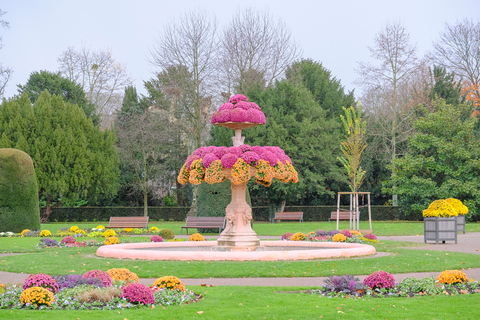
[437,270,469,284]
[153,276,186,292]
[178,145,298,187]
[188,233,205,241]
[211,94,266,125]
[422,199,463,217]
[107,268,140,284]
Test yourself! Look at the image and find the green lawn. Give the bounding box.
[0,286,479,319]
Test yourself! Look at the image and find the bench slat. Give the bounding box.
[106,216,149,229]
[181,217,226,235]
[273,212,303,223]
[329,211,354,221]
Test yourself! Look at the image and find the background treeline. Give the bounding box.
[1,10,480,221]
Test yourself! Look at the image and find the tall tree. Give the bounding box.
[285,59,355,120]
[17,70,99,124]
[57,46,134,126]
[219,8,300,94]
[383,99,480,220]
[0,9,12,98]
[433,19,480,103]
[0,91,119,221]
[355,22,424,205]
[429,65,464,105]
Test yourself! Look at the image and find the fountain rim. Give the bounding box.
[96,241,376,261]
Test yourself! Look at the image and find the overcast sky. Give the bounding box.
[2,0,480,100]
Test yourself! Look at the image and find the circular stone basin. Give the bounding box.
[96,241,376,261]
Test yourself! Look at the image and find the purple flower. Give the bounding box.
[329,230,340,236]
[150,235,164,242]
[219,102,235,111]
[82,270,112,287]
[229,94,248,104]
[315,229,326,236]
[241,151,260,165]
[202,153,219,168]
[221,153,238,169]
[122,283,155,305]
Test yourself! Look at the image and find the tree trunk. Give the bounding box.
[40,194,52,223]
[143,188,148,217]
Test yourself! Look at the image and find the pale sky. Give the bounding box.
[2,0,480,100]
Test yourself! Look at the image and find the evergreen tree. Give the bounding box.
[0,91,119,221]
[429,66,464,105]
[17,70,99,125]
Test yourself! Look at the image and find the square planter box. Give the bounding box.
[424,217,457,244]
[456,214,466,234]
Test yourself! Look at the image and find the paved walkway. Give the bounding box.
[1,233,479,287]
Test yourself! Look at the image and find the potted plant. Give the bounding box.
[445,198,468,234]
[423,199,458,244]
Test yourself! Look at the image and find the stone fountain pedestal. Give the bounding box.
[215,169,263,251]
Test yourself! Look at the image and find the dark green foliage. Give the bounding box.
[0,148,40,232]
[383,99,480,220]
[159,228,174,239]
[17,70,99,125]
[429,66,464,105]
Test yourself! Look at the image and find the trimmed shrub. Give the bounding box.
[159,229,174,240]
[0,148,40,232]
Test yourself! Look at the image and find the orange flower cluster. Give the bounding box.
[231,159,251,185]
[104,236,119,245]
[178,163,190,184]
[20,286,55,307]
[153,276,186,292]
[188,159,205,185]
[255,160,275,186]
[332,233,347,242]
[437,270,469,284]
[107,268,139,284]
[188,233,205,241]
[290,232,305,241]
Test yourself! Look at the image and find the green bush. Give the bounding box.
[0,148,41,232]
[159,229,174,240]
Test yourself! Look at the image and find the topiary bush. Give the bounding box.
[159,229,174,239]
[0,148,41,232]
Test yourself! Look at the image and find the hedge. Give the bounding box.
[46,205,416,222]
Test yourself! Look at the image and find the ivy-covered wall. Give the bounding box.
[0,149,41,232]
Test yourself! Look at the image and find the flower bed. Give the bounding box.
[0,270,200,310]
[284,229,378,244]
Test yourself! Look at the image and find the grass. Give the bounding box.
[0,286,479,319]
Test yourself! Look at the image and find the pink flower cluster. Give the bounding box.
[150,235,164,242]
[122,282,155,305]
[363,271,396,289]
[340,230,353,238]
[60,236,76,244]
[82,270,112,287]
[186,145,292,170]
[211,94,266,124]
[364,233,377,240]
[23,273,60,293]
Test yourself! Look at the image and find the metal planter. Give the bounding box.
[456,214,466,234]
[424,217,457,244]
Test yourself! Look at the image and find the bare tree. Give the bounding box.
[433,19,480,95]
[219,8,300,94]
[355,22,424,205]
[0,9,12,98]
[57,46,134,126]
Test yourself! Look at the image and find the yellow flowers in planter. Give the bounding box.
[103,229,116,237]
[332,233,347,242]
[20,286,55,307]
[188,233,205,241]
[153,276,185,292]
[423,198,468,217]
[437,270,469,284]
[39,230,51,237]
[290,232,305,241]
[105,236,119,245]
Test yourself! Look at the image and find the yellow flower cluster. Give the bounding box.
[153,276,185,292]
[124,228,133,233]
[188,233,205,241]
[188,159,205,185]
[422,200,458,218]
[103,229,116,237]
[20,286,55,307]
[177,163,190,184]
[231,159,251,185]
[332,233,347,242]
[104,236,119,245]
[69,226,79,232]
[21,229,30,237]
[445,198,468,215]
[0,282,5,294]
[75,229,86,235]
[204,160,226,184]
[107,268,139,284]
[255,160,275,187]
[96,225,106,230]
[149,226,159,233]
[39,230,52,237]
[290,232,305,241]
[350,230,362,236]
[437,270,469,284]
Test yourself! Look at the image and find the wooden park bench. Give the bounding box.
[273,212,304,223]
[181,216,226,235]
[105,216,149,231]
[329,210,352,221]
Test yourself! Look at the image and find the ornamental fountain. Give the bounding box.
[97,95,376,260]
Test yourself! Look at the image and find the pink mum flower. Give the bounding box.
[221,153,238,169]
[202,153,219,168]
